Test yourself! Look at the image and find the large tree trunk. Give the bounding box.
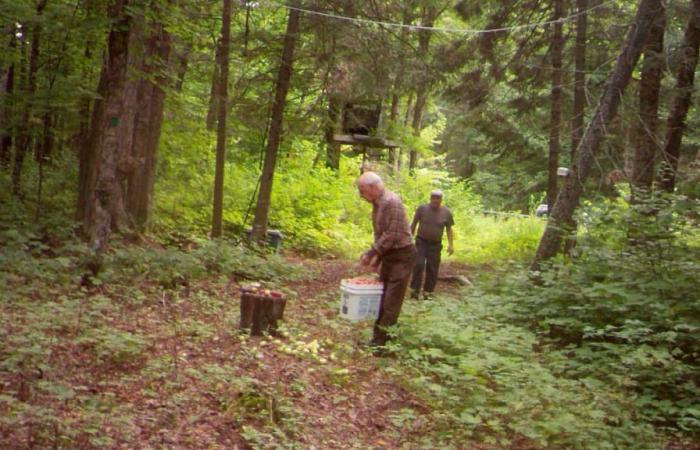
[658,0,700,192]
[211,0,232,238]
[631,12,666,197]
[324,94,341,170]
[127,21,172,229]
[532,0,665,267]
[546,0,564,210]
[571,0,588,162]
[250,3,301,243]
[0,31,16,170]
[78,0,132,251]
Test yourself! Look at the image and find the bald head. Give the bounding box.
[356,171,383,189]
[356,171,384,202]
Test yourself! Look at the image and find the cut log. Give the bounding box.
[240,289,286,336]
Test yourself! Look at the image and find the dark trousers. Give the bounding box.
[410,237,442,293]
[373,244,417,346]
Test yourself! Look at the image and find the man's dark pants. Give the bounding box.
[410,237,442,294]
[373,244,417,347]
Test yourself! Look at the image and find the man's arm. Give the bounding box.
[446,209,455,255]
[410,207,420,236]
[446,226,454,255]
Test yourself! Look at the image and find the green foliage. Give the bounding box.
[454,213,544,265]
[77,327,149,365]
[393,294,660,448]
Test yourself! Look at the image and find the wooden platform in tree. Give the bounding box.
[332,133,399,149]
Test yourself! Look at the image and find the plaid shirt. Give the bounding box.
[370,189,413,256]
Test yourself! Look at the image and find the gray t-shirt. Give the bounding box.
[412,204,454,243]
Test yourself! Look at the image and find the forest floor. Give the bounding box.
[0,247,484,449]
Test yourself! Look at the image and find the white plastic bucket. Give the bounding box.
[339,279,383,321]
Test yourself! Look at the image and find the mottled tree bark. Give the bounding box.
[78,0,132,252]
[631,12,666,197]
[251,3,301,242]
[658,0,700,192]
[533,0,665,267]
[211,0,232,238]
[546,0,564,210]
[127,22,172,230]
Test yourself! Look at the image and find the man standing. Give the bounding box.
[410,189,454,299]
[356,172,416,350]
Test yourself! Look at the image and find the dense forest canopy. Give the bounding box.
[1,0,699,448]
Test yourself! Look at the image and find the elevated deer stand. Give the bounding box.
[240,286,287,336]
[332,103,398,173]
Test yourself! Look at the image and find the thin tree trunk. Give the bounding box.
[251,3,301,242]
[409,13,434,174]
[547,0,564,210]
[631,12,666,197]
[387,89,399,167]
[325,94,341,170]
[211,0,232,238]
[571,0,588,162]
[175,42,191,92]
[532,0,665,267]
[206,38,222,131]
[13,0,47,194]
[0,31,16,170]
[409,90,425,173]
[79,0,132,251]
[388,16,411,169]
[658,0,700,192]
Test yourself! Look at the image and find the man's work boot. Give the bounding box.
[410,289,420,300]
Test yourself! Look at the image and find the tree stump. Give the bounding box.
[240,286,286,336]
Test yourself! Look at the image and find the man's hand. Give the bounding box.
[447,244,454,256]
[360,251,373,266]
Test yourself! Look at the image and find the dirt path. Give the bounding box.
[251,258,432,449]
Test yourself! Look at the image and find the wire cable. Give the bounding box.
[271,0,618,35]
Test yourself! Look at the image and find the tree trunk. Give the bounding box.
[13,0,47,194]
[631,11,666,197]
[571,0,588,162]
[388,16,411,169]
[211,0,232,238]
[546,0,564,210]
[0,31,16,170]
[127,21,172,229]
[78,0,132,252]
[658,0,700,192]
[532,0,665,267]
[388,89,400,168]
[409,13,435,174]
[206,38,222,131]
[324,94,341,170]
[174,42,191,92]
[251,3,301,243]
[410,90,426,174]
